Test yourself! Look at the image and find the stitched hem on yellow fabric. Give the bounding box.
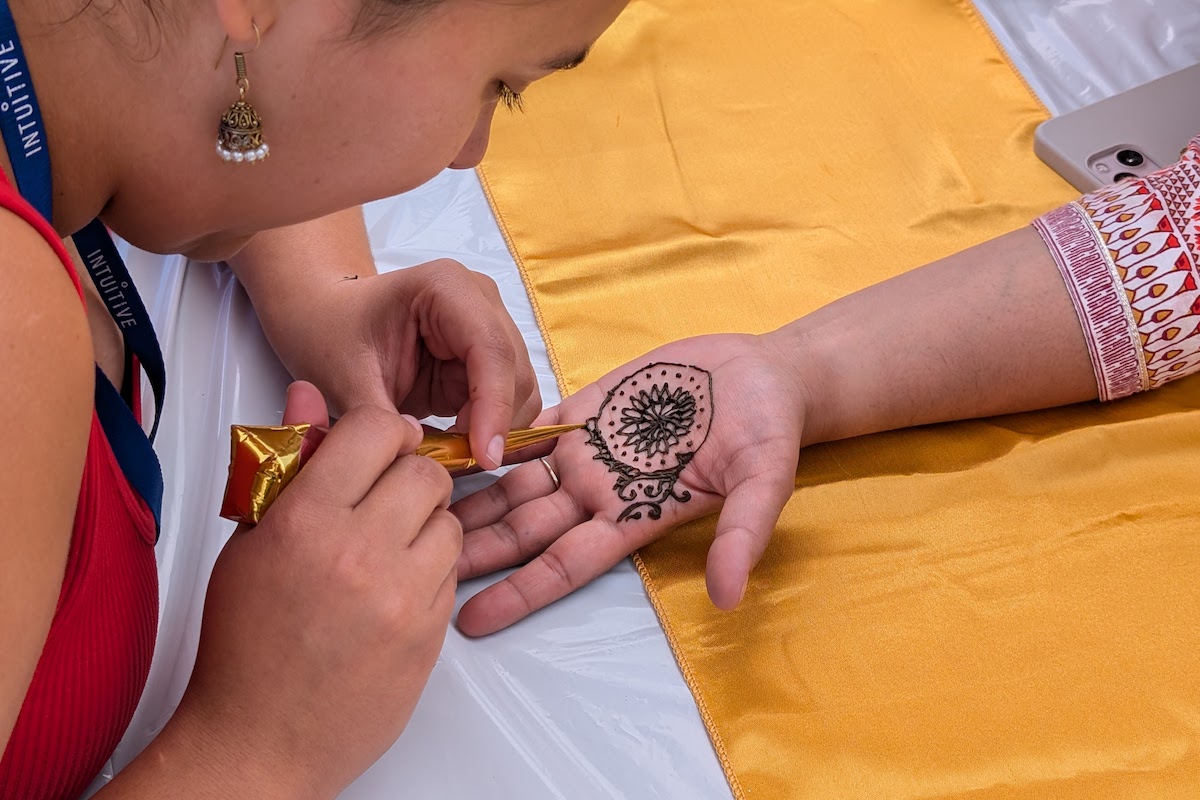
[956,0,1055,119]
[630,551,748,800]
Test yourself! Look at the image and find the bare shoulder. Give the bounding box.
[0,202,93,521]
[0,204,94,751]
[0,206,93,396]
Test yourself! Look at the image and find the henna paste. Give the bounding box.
[585,362,713,522]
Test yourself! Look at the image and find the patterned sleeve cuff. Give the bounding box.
[1033,136,1200,401]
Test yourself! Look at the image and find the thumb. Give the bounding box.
[281,380,330,427]
[705,464,796,611]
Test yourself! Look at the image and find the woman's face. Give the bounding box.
[104,0,628,259]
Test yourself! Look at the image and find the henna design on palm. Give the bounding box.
[584,363,713,521]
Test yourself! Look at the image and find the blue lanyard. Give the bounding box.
[0,1,162,533]
[73,219,167,441]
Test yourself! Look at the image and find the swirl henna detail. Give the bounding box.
[585,363,714,522]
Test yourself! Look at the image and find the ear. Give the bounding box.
[213,0,286,44]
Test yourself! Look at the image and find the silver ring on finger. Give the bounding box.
[538,457,560,490]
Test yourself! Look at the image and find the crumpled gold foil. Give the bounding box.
[219,423,327,525]
[220,422,582,524]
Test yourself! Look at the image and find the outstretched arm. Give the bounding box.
[453,138,1200,635]
[778,225,1097,446]
[789,141,1200,444]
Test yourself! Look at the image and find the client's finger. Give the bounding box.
[449,459,555,533]
[704,472,794,611]
[456,515,656,637]
[455,485,585,581]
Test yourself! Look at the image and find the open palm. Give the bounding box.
[451,333,805,636]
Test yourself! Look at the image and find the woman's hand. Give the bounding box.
[451,333,806,637]
[271,261,541,469]
[165,382,460,797]
[230,210,540,471]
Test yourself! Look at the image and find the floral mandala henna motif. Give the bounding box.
[585,363,714,522]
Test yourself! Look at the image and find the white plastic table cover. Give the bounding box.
[84,2,1200,797]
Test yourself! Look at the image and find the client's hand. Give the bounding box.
[172,382,460,797]
[452,334,804,637]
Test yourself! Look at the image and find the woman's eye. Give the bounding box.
[497,82,525,114]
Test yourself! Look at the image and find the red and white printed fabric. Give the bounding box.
[1035,135,1200,400]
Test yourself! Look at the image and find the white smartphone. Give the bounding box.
[1034,63,1200,193]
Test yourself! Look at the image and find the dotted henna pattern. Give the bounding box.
[585,362,714,521]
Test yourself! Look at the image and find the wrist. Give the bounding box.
[240,266,377,391]
[230,258,353,339]
[760,317,851,448]
[105,697,327,800]
[227,209,379,341]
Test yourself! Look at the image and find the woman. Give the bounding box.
[0,0,627,797]
[453,138,1200,635]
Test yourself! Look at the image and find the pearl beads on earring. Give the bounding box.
[217,141,270,163]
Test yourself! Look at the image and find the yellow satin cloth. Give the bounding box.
[478,1,1200,797]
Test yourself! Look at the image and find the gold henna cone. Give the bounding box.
[220,423,583,524]
[416,423,584,471]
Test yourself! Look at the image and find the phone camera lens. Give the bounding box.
[1116,149,1145,167]
[1114,172,1137,182]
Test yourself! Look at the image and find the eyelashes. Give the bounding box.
[497,82,525,114]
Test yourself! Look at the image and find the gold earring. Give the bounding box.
[215,22,269,164]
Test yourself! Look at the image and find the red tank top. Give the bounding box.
[0,176,158,799]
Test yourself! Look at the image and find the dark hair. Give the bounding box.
[70,0,178,56]
[77,0,445,45]
[352,0,446,38]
